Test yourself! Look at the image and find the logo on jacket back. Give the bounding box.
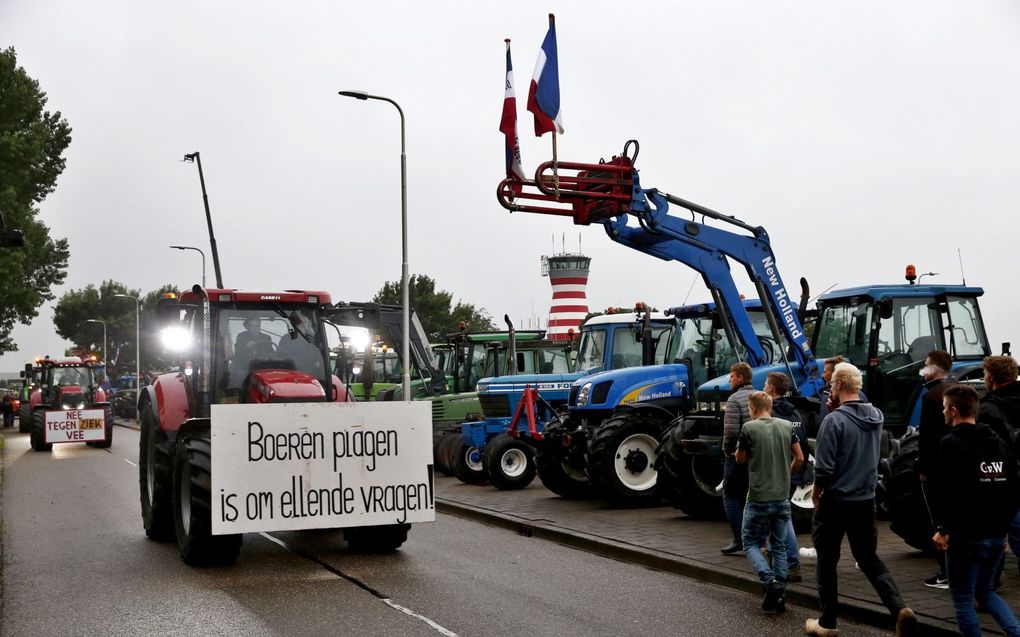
[979,461,1006,482]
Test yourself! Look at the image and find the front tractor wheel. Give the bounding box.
[587,412,664,508]
[29,411,52,452]
[344,524,410,553]
[173,435,242,566]
[655,425,725,519]
[451,439,487,485]
[483,433,536,490]
[139,407,174,541]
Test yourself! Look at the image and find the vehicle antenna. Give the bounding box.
[808,282,838,305]
[957,248,967,285]
[681,276,698,305]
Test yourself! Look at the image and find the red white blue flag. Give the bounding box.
[528,15,564,137]
[500,39,525,181]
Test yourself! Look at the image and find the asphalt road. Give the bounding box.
[2,425,891,636]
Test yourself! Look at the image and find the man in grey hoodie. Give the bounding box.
[805,362,917,637]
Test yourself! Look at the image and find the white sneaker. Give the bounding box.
[714,479,724,494]
[799,547,817,559]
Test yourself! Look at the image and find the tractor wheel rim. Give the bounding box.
[500,448,528,478]
[146,429,156,507]
[690,455,723,497]
[561,461,587,481]
[179,459,192,534]
[466,447,484,472]
[790,482,814,510]
[613,433,658,491]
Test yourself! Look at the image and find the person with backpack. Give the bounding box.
[979,355,1020,570]
[932,384,1020,637]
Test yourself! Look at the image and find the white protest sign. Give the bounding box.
[210,401,435,535]
[44,409,106,443]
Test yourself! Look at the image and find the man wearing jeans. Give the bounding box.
[932,384,1020,637]
[806,362,917,637]
[736,391,803,614]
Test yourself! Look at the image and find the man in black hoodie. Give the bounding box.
[805,362,916,637]
[979,355,1020,567]
[932,384,1020,637]
[916,350,956,588]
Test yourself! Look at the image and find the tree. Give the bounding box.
[373,274,496,342]
[0,47,72,354]
[53,281,180,378]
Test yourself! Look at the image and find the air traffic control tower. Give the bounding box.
[541,251,591,341]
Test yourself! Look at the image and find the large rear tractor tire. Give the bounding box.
[173,435,242,566]
[451,439,487,485]
[534,418,592,499]
[344,524,410,552]
[586,412,664,508]
[139,407,174,541]
[483,434,536,490]
[885,433,936,553]
[656,423,725,518]
[434,431,459,477]
[29,410,52,452]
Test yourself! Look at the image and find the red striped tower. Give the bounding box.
[542,252,591,340]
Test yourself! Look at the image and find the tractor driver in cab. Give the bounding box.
[231,317,274,385]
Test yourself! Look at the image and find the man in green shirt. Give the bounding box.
[736,391,804,614]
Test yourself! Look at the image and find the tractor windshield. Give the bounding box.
[52,366,92,389]
[217,305,327,395]
[813,299,873,366]
[576,328,607,373]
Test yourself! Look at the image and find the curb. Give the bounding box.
[437,498,962,637]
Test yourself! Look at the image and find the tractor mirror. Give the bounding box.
[516,352,526,373]
[877,297,894,320]
[23,364,32,378]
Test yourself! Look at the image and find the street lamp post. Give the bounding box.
[114,294,140,421]
[338,90,410,401]
[170,245,207,288]
[85,319,107,372]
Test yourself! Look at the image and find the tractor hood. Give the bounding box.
[57,385,87,407]
[568,364,691,410]
[695,360,825,400]
[245,369,326,403]
[476,372,581,396]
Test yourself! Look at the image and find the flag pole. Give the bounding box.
[549,13,559,198]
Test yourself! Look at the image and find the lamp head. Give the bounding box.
[338,90,370,100]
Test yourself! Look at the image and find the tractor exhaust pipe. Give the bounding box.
[193,284,212,417]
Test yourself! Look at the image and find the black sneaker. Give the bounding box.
[720,541,742,555]
[762,581,785,614]
[923,571,948,590]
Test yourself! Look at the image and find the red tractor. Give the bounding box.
[27,356,113,451]
[139,287,428,566]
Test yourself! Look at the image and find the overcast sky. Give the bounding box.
[2,1,1019,371]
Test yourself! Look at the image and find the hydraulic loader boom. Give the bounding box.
[497,141,823,396]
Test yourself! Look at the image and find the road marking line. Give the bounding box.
[124,458,137,467]
[259,532,458,637]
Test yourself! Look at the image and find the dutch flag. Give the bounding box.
[528,15,564,137]
[500,39,526,181]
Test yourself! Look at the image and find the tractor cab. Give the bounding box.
[159,289,339,406]
[33,357,104,409]
[812,280,989,429]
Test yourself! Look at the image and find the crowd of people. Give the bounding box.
[721,352,1020,637]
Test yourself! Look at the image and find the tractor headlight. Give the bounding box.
[576,382,593,407]
[476,383,488,394]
